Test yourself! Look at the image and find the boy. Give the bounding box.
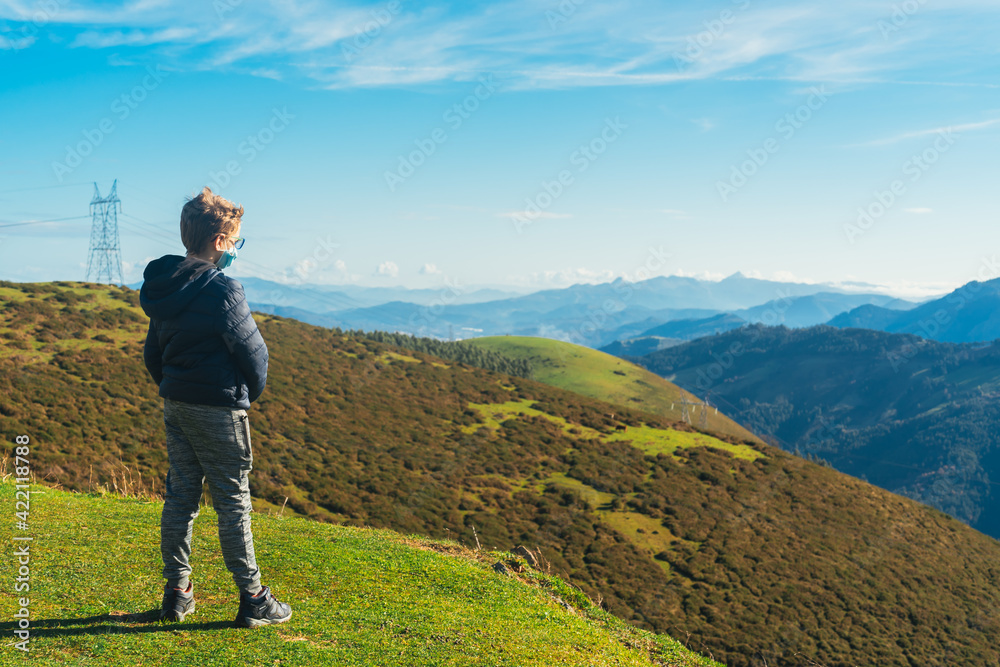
[139,186,291,628]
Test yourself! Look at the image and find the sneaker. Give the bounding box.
[160,583,195,622]
[234,586,292,628]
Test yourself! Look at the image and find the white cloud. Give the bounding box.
[270,257,357,285]
[122,255,156,280]
[375,260,399,278]
[771,270,817,284]
[692,118,715,132]
[504,267,618,288]
[668,268,727,282]
[419,263,442,275]
[862,118,1000,147]
[71,26,198,48]
[6,0,997,90]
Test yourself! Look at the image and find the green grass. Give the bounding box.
[461,399,763,462]
[0,482,722,667]
[465,337,761,444]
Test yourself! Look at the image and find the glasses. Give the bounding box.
[231,236,245,250]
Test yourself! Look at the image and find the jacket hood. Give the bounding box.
[140,254,221,320]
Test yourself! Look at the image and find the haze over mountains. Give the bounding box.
[132,271,939,348]
[830,278,1000,344]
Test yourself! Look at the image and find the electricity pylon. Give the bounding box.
[85,180,123,285]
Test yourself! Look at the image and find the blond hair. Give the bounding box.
[180,186,244,255]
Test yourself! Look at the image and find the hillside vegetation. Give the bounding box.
[632,324,1000,538]
[463,335,760,443]
[5,281,1000,666]
[0,482,718,667]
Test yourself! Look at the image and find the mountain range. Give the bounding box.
[830,278,1000,343]
[133,271,933,349]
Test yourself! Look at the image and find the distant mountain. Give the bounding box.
[602,293,915,355]
[734,292,914,328]
[599,336,685,357]
[828,278,1000,344]
[637,313,748,341]
[330,273,890,347]
[137,270,925,348]
[308,282,528,307]
[597,310,721,346]
[247,302,341,328]
[131,276,526,312]
[631,324,1000,539]
[828,304,901,330]
[885,279,1000,342]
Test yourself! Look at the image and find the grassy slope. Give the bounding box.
[464,336,760,444]
[0,482,720,667]
[7,281,1000,666]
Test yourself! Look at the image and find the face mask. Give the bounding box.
[215,242,238,270]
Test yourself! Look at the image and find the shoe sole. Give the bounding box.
[161,605,195,622]
[236,610,292,628]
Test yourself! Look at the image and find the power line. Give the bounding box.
[0,183,93,196]
[0,215,91,229]
[8,189,355,322]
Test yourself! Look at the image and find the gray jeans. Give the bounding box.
[161,397,261,594]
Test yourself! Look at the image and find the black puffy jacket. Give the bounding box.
[139,254,267,409]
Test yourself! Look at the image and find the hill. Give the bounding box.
[599,335,684,358]
[632,324,1000,538]
[634,314,748,342]
[828,278,1000,343]
[0,481,716,667]
[827,304,902,331]
[602,295,914,357]
[463,335,760,444]
[6,280,1000,666]
[733,292,913,328]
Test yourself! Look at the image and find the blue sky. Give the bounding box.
[1,0,998,298]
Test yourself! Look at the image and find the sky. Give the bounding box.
[1,0,998,299]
